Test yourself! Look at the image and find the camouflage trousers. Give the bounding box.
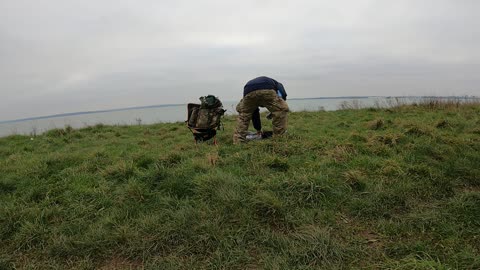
[233,89,289,143]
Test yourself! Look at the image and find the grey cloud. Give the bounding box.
[1,0,479,121]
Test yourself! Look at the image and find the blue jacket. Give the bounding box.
[244,76,287,99]
[243,76,287,131]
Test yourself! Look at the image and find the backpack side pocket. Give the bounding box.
[188,107,200,127]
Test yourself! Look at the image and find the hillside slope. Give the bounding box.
[1,104,479,269]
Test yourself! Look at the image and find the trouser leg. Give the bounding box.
[271,110,288,135]
[233,100,253,144]
[256,90,289,136]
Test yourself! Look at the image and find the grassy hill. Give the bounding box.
[1,102,479,269]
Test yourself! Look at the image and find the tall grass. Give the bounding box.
[376,96,479,111]
[0,103,479,269]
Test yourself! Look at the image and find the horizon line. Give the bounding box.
[1,95,477,124]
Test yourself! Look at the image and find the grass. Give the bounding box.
[0,102,479,269]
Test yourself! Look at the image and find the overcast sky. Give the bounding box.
[1,0,479,121]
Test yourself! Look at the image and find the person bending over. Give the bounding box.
[233,76,289,144]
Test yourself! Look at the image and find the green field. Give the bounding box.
[1,102,479,269]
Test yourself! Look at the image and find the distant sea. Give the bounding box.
[0,96,476,137]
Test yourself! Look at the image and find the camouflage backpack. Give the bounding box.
[187,95,226,143]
